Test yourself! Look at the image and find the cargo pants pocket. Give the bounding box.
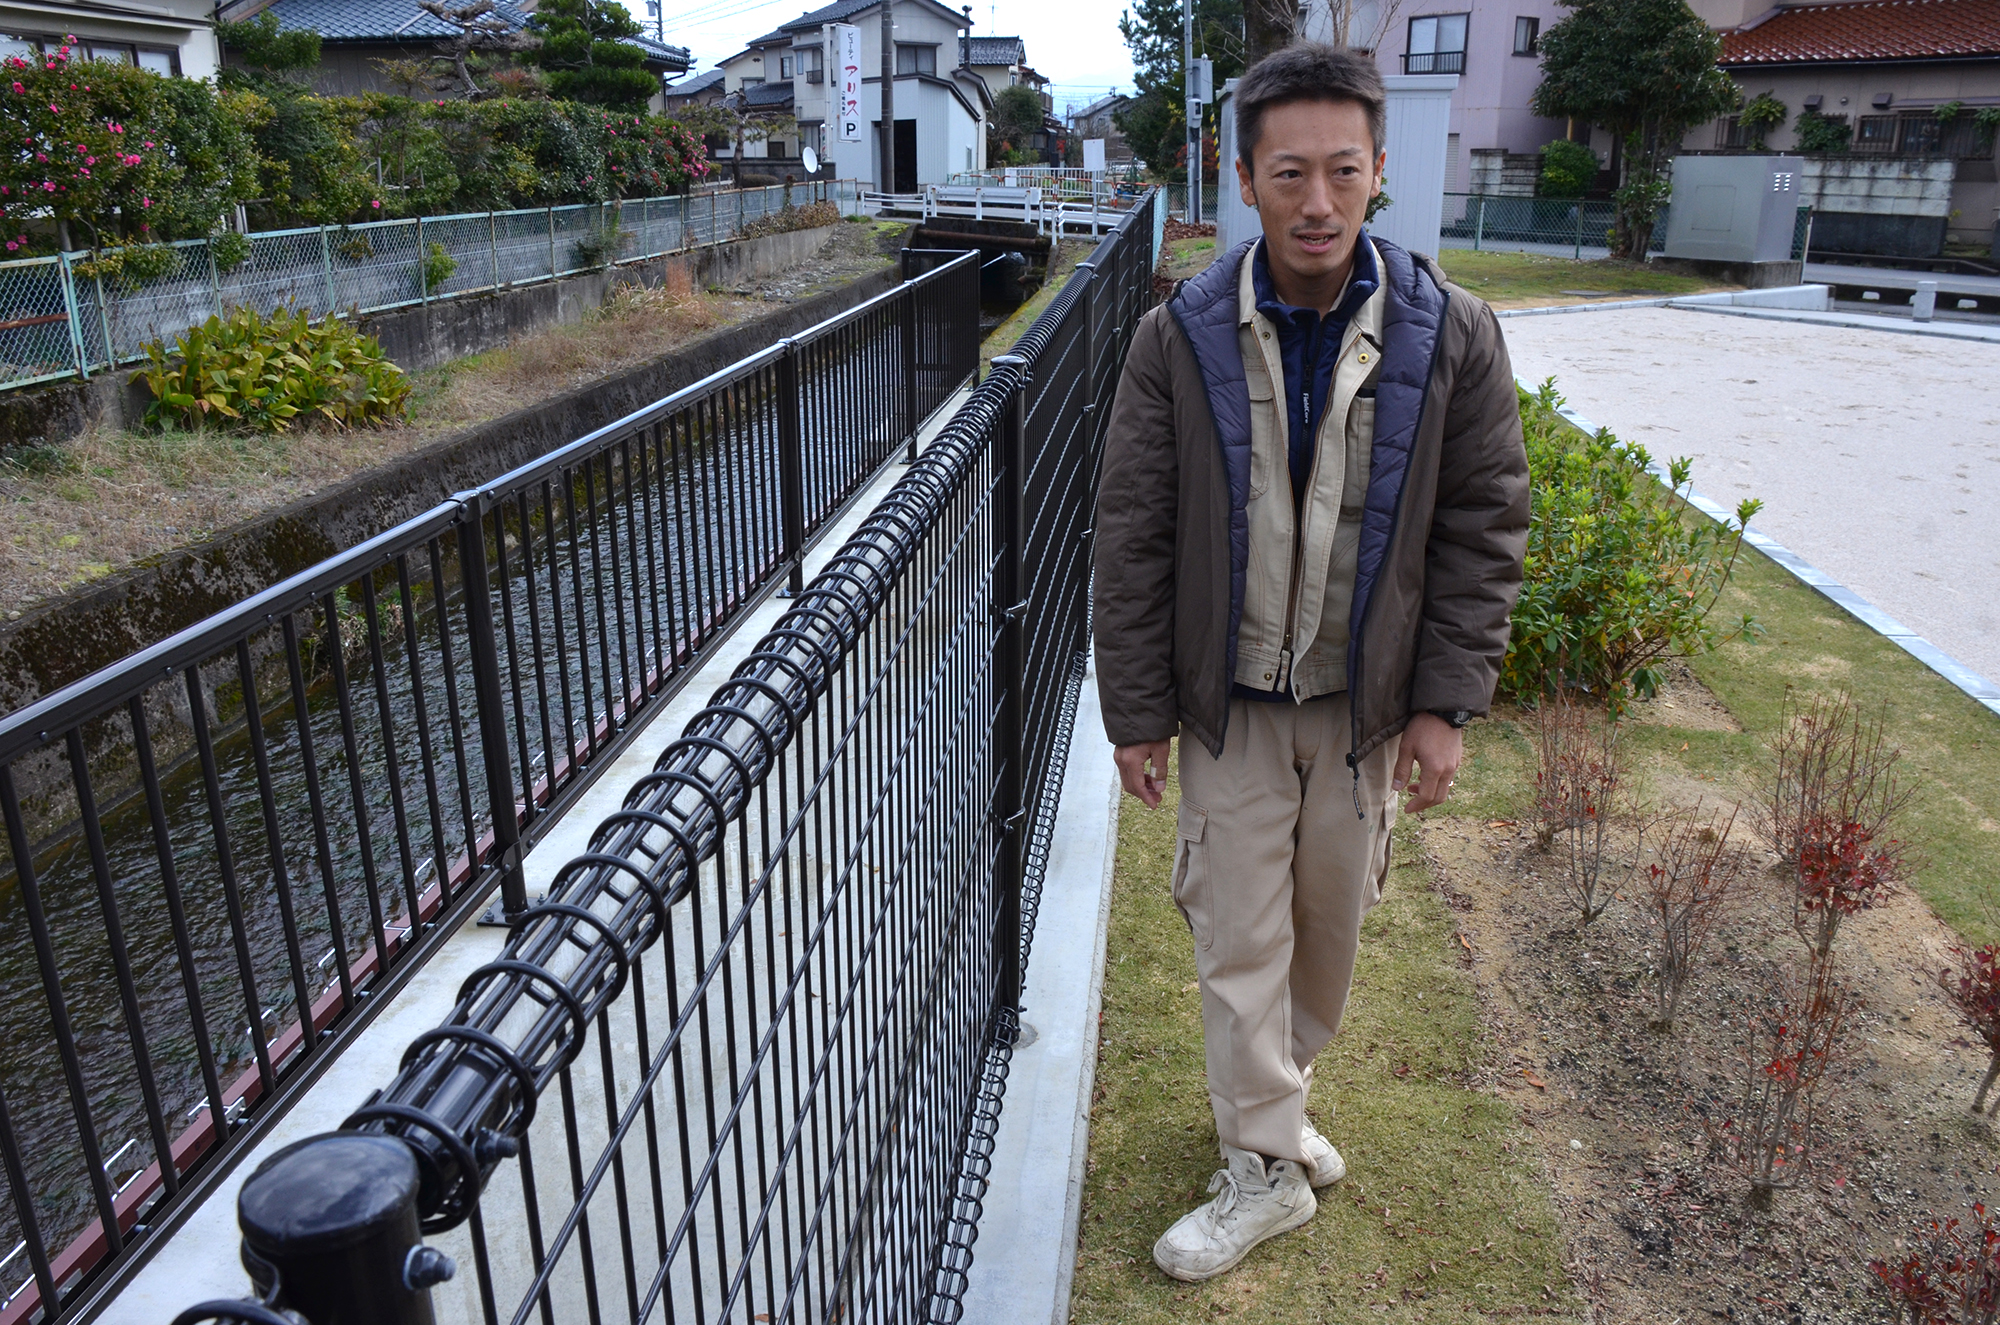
[1171,801,1212,950]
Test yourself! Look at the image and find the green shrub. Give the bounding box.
[1794,108,1851,153]
[1501,379,1761,710]
[210,230,252,273]
[420,240,457,294]
[76,242,181,290]
[1538,140,1598,198]
[1739,92,1787,145]
[135,306,411,433]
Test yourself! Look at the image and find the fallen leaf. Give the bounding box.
[1522,1068,1547,1089]
[1457,932,1472,951]
[1394,1063,1412,1078]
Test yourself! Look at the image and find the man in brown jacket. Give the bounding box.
[1093,44,1528,1281]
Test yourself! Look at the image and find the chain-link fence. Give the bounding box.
[3,179,856,394]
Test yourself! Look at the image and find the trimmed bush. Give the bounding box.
[1537,140,1598,199]
[136,306,411,433]
[1501,378,1761,709]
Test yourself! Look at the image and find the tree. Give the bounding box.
[1530,0,1736,257]
[1116,0,1243,178]
[414,0,540,100]
[530,0,659,112]
[990,83,1044,163]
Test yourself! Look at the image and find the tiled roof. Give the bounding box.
[666,68,725,96]
[263,0,687,66]
[965,35,1025,64]
[779,0,879,33]
[745,78,794,106]
[263,0,534,42]
[1721,0,2000,64]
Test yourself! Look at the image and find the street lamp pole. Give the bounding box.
[1184,0,1199,223]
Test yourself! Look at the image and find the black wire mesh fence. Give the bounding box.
[0,250,980,1325]
[167,188,1161,1325]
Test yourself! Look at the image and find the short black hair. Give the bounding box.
[1234,43,1387,170]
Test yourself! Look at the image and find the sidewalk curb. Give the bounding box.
[960,654,1122,1325]
[1533,383,2000,719]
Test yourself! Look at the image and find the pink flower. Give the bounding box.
[371,199,381,209]
[84,156,93,165]
[139,195,149,207]
[5,242,15,252]
[9,83,20,94]
[41,181,54,191]
[142,140,153,148]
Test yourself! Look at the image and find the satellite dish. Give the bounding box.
[802,146,820,174]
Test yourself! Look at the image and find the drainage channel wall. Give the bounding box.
[0,223,854,452]
[0,253,899,724]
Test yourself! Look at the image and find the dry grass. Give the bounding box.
[0,227,892,618]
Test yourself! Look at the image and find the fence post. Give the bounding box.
[90,268,114,370]
[776,339,806,596]
[207,237,223,319]
[57,253,89,380]
[547,207,557,279]
[417,216,429,303]
[1575,203,1584,260]
[489,211,498,292]
[320,226,336,314]
[455,492,529,924]
[901,283,920,463]
[989,352,1030,1019]
[1474,194,1486,251]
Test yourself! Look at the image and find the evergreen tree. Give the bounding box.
[530,0,659,112]
[1531,0,1737,257]
[1115,0,1242,179]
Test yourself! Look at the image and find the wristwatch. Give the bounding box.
[1430,709,1474,729]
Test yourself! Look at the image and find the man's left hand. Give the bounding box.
[1393,712,1464,814]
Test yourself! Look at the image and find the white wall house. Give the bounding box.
[0,0,219,80]
[779,0,990,189]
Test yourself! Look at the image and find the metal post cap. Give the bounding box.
[238,1133,422,1255]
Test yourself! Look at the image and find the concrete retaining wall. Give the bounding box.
[0,224,848,452]
[0,261,899,722]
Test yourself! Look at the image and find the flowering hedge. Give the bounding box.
[0,40,714,254]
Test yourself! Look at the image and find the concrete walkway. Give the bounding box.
[1807,261,2000,300]
[1498,305,2000,686]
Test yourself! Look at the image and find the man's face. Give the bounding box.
[1236,98,1385,292]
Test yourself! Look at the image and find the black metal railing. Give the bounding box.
[1401,48,1466,73]
[168,189,1159,1325]
[0,249,980,1325]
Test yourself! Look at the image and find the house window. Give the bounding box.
[1,31,178,74]
[1512,16,1538,54]
[780,54,793,77]
[1404,14,1467,74]
[1897,114,1942,155]
[895,43,937,76]
[1854,115,1897,152]
[795,46,823,82]
[1715,116,1747,149]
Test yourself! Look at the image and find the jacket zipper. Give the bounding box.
[1278,317,1329,694]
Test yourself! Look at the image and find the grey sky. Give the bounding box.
[615,0,1139,116]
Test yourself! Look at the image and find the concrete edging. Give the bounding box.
[1533,383,2000,719]
[959,654,1121,1325]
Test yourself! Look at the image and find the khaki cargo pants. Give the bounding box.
[1174,692,1398,1162]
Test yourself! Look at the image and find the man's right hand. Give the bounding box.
[1114,740,1173,809]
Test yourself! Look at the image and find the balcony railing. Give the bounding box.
[1402,49,1466,73]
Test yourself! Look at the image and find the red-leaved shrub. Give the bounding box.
[1941,945,2000,1113]
[1642,802,1750,1029]
[1872,1205,2000,1324]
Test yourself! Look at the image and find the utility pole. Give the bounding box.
[880,0,896,192]
[1183,0,1199,223]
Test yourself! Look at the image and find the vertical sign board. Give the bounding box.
[1082,138,1107,173]
[834,23,863,142]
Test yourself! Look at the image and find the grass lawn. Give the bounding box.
[1070,759,1581,1323]
[1436,250,1723,308]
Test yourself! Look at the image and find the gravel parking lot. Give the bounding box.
[1498,306,2000,686]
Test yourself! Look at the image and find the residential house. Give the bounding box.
[776,0,990,190]
[964,34,1061,162]
[1067,91,1133,164]
[664,66,725,109]
[1682,0,2000,251]
[0,0,219,79]
[217,0,691,110]
[1338,0,1571,194]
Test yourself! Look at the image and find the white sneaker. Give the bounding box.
[1301,1118,1347,1187]
[1152,1145,1317,1282]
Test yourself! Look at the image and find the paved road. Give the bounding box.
[1499,305,2000,685]
[1806,262,2000,300]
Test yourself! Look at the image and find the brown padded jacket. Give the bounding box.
[1092,237,1529,763]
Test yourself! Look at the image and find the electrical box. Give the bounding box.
[1662,155,1804,263]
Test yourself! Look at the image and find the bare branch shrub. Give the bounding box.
[1704,953,1856,1207]
[1761,690,1912,868]
[1642,801,1750,1029]
[1940,944,2000,1113]
[1532,691,1624,926]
